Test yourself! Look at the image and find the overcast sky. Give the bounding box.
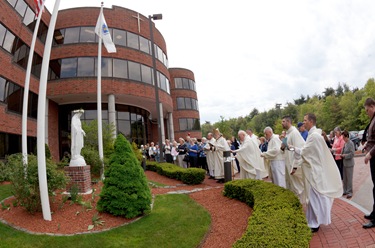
[45,0,375,124]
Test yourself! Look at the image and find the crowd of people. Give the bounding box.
[137,97,375,233]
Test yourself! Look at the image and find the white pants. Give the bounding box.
[270,160,286,188]
[306,187,334,228]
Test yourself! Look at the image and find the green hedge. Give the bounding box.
[224,179,312,248]
[146,162,205,185]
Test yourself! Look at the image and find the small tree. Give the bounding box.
[6,154,67,213]
[97,134,151,218]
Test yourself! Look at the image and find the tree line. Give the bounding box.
[201,78,375,138]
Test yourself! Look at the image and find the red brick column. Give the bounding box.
[64,165,92,194]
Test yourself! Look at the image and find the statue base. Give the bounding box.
[69,157,86,167]
[64,165,92,194]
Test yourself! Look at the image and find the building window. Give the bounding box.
[176,97,199,110]
[64,27,80,44]
[61,58,78,78]
[141,64,152,84]
[127,32,139,50]
[79,27,96,43]
[0,77,7,102]
[179,118,201,131]
[139,36,150,54]
[77,57,95,77]
[113,29,126,46]
[113,59,128,78]
[128,61,141,81]
[14,0,27,17]
[174,77,196,91]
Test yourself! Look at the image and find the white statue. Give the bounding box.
[69,109,86,166]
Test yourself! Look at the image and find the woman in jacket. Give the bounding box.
[331,127,345,180]
[341,130,355,199]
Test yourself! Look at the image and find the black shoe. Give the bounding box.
[208,176,215,179]
[363,221,375,229]
[364,214,373,220]
[216,179,224,183]
[310,226,320,233]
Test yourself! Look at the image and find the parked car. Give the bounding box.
[349,131,360,150]
[358,130,365,141]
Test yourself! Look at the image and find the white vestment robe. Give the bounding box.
[235,135,267,179]
[294,126,342,228]
[212,136,230,179]
[262,134,286,188]
[204,137,216,177]
[284,126,306,203]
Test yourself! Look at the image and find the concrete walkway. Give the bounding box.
[310,155,375,247]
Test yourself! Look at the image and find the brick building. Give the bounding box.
[0,0,201,160]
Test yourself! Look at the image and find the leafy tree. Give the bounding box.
[97,134,151,218]
[82,120,115,157]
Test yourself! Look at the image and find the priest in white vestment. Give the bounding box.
[211,129,230,183]
[233,130,267,179]
[261,127,286,188]
[281,116,306,203]
[204,133,216,179]
[292,113,342,233]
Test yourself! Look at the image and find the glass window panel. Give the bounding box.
[64,27,80,44]
[157,46,163,63]
[54,29,65,45]
[15,0,27,17]
[102,58,112,77]
[141,64,152,84]
[177,97,185,109]
[38,22,48,43]
[77,57,94,76]
[7,0,17,7]
[113,59,127,78]
[182,78,189,89]
[185,98,192,109]
[0,25,6,46]
[179,119,187,131]
[13,43,29,69]
[80,27,96,42]
[127,32,139,50]
[83,110,96,120]
[28,92,38,118]
[31,54,42,78]
[113,29,126,46]
[166,79,170,94]
[191,99,196,110]
[130,113,137,122]
[61,58,77,78]
[128,61,141,81]
[0,77,6,102]
[193,119,200,130]
[3,31,15,53]
[7,82,23,113]
[175,78,182,88]
[139,36,149,54]
[118,111,130,120]
[187,118,193,130]
[118,120,131,137]
[23,7,35,28]
[160,74,167,91]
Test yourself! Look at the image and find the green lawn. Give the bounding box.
[0,184,211,248]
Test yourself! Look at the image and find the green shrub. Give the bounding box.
[0,160,12,182]
[224,179,312,247]
[97,134,151,218]
[6,153,67,214]
[146,162,206,185]
[81,147,103,179]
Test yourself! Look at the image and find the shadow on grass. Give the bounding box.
[0,184,211,248]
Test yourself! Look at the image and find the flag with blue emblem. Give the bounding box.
[95,8,116,53]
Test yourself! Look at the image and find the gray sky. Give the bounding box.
[45,0,375,123]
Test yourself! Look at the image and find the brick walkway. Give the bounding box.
[310,156,375,247]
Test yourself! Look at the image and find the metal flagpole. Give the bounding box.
[22,0,45,166]
[97,3,104,179]
[36,0,60,221]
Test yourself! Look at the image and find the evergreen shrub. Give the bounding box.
[97,134,151,218]
[223,179,312,247]
[0,160,11,182]
[6,153,67,213]
[146,162,206,185]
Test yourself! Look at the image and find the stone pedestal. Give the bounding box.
[64,165,92,194]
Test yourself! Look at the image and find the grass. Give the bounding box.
[0,184,211,248]
[148,180,167,187]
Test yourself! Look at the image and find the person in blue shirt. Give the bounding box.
[298,122,308,141]
[188,138,199,168]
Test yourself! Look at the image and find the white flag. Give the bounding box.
[95,9,116,53]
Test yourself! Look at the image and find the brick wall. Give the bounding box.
[64,165,92,194]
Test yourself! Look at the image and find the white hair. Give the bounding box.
[263,126,273,133]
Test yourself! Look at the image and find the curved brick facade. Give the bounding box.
[0,2,200,160]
